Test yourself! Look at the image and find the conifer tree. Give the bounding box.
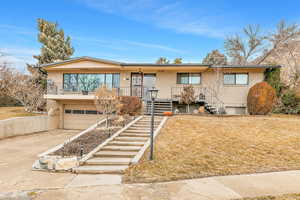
[27,18,74,85]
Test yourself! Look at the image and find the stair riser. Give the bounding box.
[131,125,159,127]
[101,147,140,152]
[128,128,153,130]
[85,162,130,166]
[109,143,144,147]
[147,105,172,108]
[124,131,151,134]
[75,170,124,174]
[120,135,149,138]
[137,122,161,124]
[148,108,172,109]
[94,154,135,158]
[114,138,148,142]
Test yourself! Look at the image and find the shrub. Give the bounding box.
[273,89,300,114]
[264,67,284,97]
[118,96,142,116]
[0,96,21,106]
[247,81,276,115]
[281,90,298,107]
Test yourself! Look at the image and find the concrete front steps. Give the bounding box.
[74,116,164,174]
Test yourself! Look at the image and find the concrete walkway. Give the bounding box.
[2,170,300,199]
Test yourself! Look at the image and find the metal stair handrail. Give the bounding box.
[171,86,225,114]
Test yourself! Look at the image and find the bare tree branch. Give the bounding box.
[257,20,300,64]
[225,24,265,65]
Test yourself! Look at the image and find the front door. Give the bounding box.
[131,73,143,98]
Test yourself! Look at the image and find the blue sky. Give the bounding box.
[0,0,299,72]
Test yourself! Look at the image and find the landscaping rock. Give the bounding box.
[44,156,58,170]
[0,191,31,200]
[55,157,78,171]
[33,156,78,171]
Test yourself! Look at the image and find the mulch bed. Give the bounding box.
[52,116,134,157]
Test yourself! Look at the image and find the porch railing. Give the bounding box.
[171,86,225,114]
[46,84,131,97]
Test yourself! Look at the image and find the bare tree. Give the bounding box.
[257,21,300,88]
[202,49,227,65]
[225,24,264,65]
[210,67,223,96]
[225,20,300,66]
[257,21,300,64]
[180,85,196,113]
[264,40,300,89]
[173,58,183,64]
[0,64,9,96]
[156,57,170,64]
[94,85,120,128]
[0,65,46,112]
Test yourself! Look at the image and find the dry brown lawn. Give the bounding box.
[124,115,300,183]
[238,193,300,200]
[0,107,40,120]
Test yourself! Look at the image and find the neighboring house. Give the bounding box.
[42,56,280,129]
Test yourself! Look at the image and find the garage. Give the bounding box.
[63,104,102,130]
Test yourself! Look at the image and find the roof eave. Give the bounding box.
[211,65,282,69]
[41,56,123,68]
[122,63,210,67]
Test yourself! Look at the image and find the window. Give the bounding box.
[65,109,72,114]
[63,74,78,91]
[63,73,120,92]
[64,109,99,115]
[190,73,201,84]
[73,110,85,114]
[105,74,113,89]
[177,73,201,84]
[223,74,235,85]
[85,110,98,115]
[236,74,248,85]
[223,73,248,85]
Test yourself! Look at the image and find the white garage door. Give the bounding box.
[63,104,102,130]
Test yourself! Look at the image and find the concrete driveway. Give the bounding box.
[0,129,79,193]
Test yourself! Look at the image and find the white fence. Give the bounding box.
[0,115,49,139]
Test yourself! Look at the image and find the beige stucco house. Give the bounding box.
[43,56,280,130]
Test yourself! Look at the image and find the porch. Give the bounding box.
[45,84,225,115]
[46,84,220,103]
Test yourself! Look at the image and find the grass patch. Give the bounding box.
[0,107,40,120]
[124,115,300,183]
[238,193,300,200]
